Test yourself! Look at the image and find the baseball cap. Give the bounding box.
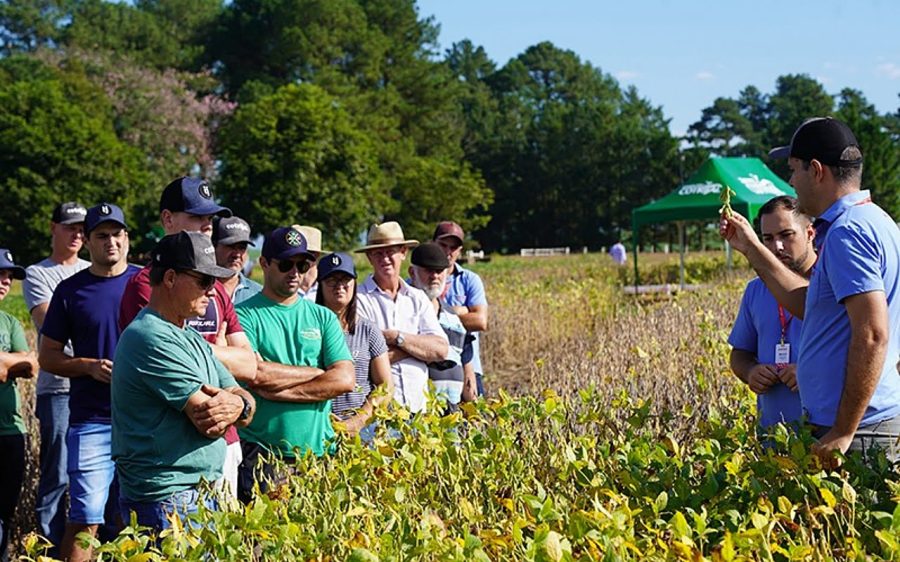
[411,242,450,270]
[212,216,255,246]
[51,202,87,225]
[84,203,128,236]
[432,221,464,244]
[159,177,232,217]
[768,117,863,167]
[262,227,315,261]
[152,231,235,278]
[0,249,26,280]
[317,252,357,282]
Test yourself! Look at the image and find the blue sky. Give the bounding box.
[417,0,900,137]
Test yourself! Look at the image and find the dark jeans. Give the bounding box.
[0,434,25,562]
[476,373,485,397]
[119,488,216,533]
[36,393,69,553]
[811,416,900,465]
[237,441,288,505]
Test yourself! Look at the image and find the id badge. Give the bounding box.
[774,343,790,366]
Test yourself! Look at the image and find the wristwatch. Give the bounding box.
[396,332,406,348]
[238,395,252,421]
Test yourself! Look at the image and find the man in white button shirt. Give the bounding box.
[355,222,448,413]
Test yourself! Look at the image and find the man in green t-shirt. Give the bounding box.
[236,226,353,504]
[111,232,256,532]
[0,249,39,561]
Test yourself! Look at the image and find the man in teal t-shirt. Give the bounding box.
[236,227,353,504]
[0,249,39,562]
[111,232,256,531]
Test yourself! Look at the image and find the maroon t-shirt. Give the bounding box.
[119,264,244,444]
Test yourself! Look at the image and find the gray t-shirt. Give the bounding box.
[331,317,388,417]
[23,257,90,395]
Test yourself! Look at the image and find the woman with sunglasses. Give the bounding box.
[316,252,393,442]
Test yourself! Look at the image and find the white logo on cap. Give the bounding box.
[66,207,86,215]
[203,246,215,255]
[199,183,212,199]
[285,230,303,247]
[100,204,111,216]
[5,251,12,263]
[330,255,341,266]
[225,223,250,232]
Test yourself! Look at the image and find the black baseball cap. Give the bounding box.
[52,202,87,225]
[212,216,255,246]
[152,231,235,278]
[84,203,128,236]
[262,227,314,261]
[317,252,357,282]
[768,117,863,167]
[159,177,232,217]
[411,242,449,270]
[0,249,26,280]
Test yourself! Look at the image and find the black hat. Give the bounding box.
[152,231,235,279]
[0,249,26,280]
[51,202,87,225]
[317,252,357,282]
[212,216,255,246]
[159,177,232,217]
[411,242,449,270]
[768,117,862,167]
[84,203,128,236]
[262,227,314,261]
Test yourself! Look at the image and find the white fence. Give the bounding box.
[519,247,570,257]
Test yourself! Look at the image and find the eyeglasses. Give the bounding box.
[275,258,311,274]
[179,270,216,291]
[323,276,354,288]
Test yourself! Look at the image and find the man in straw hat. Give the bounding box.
[355,222,448,413]
[291,225,323,302]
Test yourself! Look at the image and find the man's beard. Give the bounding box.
[421,285,442,300]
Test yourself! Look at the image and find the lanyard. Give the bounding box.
[778,304,792,344]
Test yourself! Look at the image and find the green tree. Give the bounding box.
[0,0,68,54]
[0,56,151,263]
[216,83,388,249]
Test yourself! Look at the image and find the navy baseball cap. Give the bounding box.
[0,249,26,280]
[159,177,232,217]
[262,227,314,261]
[84,203,128,236]
[317,252,356,282]
[768,117,863,167]
[52,202,87,225]
[152,231,235,279]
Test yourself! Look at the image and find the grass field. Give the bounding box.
[7,251,900,560]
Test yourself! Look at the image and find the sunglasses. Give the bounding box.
[179,270,216,291]
[275,258,311,274]
[323,276,354,288]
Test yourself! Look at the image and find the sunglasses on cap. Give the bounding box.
[275,257,311,274]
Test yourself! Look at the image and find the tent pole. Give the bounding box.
[725,240,733,270]
[632,214,640,291]
[678,221,686,290]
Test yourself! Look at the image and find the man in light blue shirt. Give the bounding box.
[728,196,815,430]
[722,117,900,467]
[213,216,262,305]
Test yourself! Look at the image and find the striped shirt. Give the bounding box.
[331,318,388,417]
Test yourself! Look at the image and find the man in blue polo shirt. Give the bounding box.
[722,117,900,467]
[433,222,488,397]
[728,196,815,430]
[39,203,140,562]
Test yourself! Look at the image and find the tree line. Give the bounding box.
[0,0,897,262]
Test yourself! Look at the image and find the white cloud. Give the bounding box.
[615,70,639,80]
[875,62,900,79]
[695,71,714,80]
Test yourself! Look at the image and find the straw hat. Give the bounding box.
[354,221,419,253]
[291,225,323,254]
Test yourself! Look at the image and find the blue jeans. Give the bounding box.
[119,489,216,532]
[0,434,25,562]
[66,423,117,526]
[36,393,69,552]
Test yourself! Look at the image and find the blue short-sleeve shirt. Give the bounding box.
[728,278,803,428]
[442,264,487,375]
[798,190,900,427]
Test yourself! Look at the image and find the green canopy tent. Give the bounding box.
[631,157,796,289]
